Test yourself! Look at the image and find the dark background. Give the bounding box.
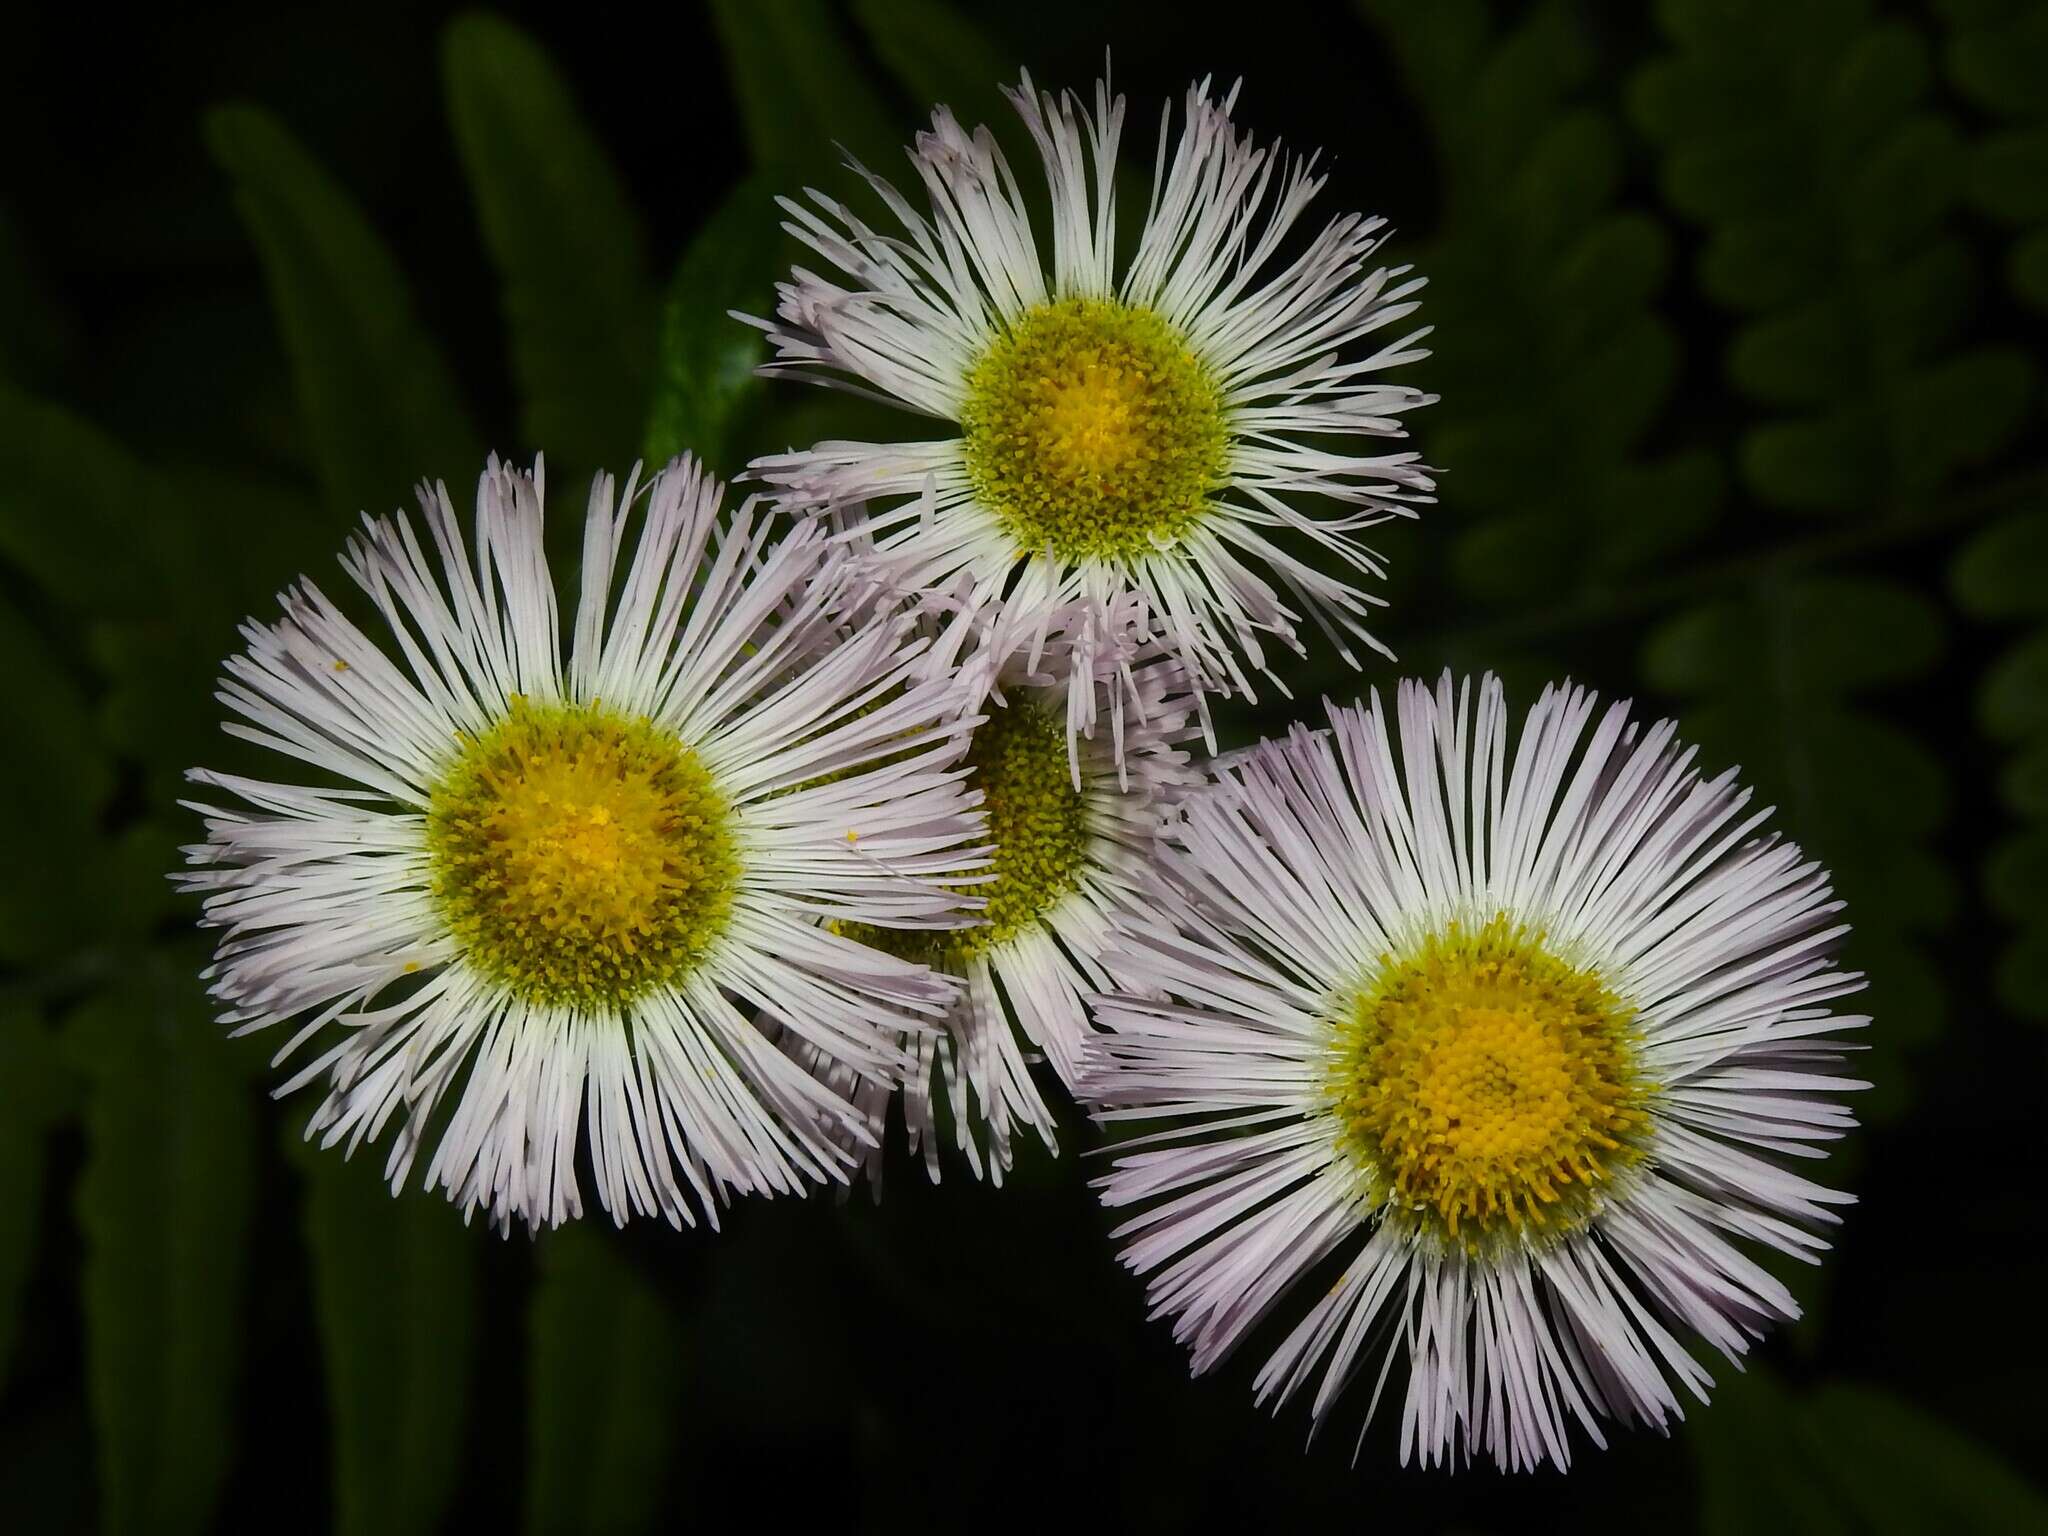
[4,0,2046,1530]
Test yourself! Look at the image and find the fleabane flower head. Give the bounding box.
[180,455,988,1234]
[791,631,1202,1185]
[1086,675,1868,1470]
[748,73,1435,750]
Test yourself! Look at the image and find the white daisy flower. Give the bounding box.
[747,74,1436,747]
[802,639,1202,1185]
[1086,674,1868,1470]
[180,455,988,1234]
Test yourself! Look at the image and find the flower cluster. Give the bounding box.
[184,74,1867,1471]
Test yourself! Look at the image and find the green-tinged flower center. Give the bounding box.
[1328,915,1654,1254]
[426,698,740,1008]
[847,697,1090,968]
[961,297,1229,563]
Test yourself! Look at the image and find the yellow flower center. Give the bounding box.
[960,297,1229,562]
[845,697,1090,968]
[425,699,740,1007]
[1329,916,1653,1252]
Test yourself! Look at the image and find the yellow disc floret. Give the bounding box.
[1329,916,1653,1253]
[426,698,740,1008]
[845,696,1090,968]
[961,297,1229,563]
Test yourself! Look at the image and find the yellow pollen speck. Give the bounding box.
[961,297,1229,563]
[425,698,740,1008]
[841,696,1089,968]
[1329,915,1653,1254]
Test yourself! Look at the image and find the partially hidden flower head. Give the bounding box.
[788,620,1203,1185]
[1085,674,1867,1469]
[181,455,988,1234]
[747,73,1436,750]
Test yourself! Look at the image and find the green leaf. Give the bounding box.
[2011,228,2048,308]
[1829,24,1932,149]
[1953,500,2048,1024]
[707,0,902,177]
[444,13,655,472]
[1640,0,2035,515]
[1803,1383,2048,1529]
[1986,828,2048,923]
[1692,1370,1851,1536]
[852,0,1014,131]
[0,386,171,616]
[1841,115,1961,255]
[1644,575,1950,1123]
[1697,1368,2048,1531]
[1468,1,1594,154]
[1996,931,2048,1018]
[523,1227,686,1536]
[292,1136,480,1536]
[1658,129,1807,225]
[1946,2,2048,118]
[1643,575,1941,695]
[1699,215,1830,311]
[1355,0,1717,608]
[0,597,149,966]
[0,390,329,881]
[0,386,325,646]
[641,177,782,474]
[1738,408,1883,510]
[1972,127,2048,222]
[1729,294,1864,406]
[1512,110,1621,243]
[1583,451,1722,579]
[0,1007,69,1387]
[1897,346,2036,478]
[2001,737,2048,817]
[207,103,480,521]
[69,959,257,1536]
[1944,2,2048,325]
[91,464,331,813]
[1958,507,2048,620]
[1981,628,2048,739]
[1547,214,1668,332]
[1691,1368,2047,1532]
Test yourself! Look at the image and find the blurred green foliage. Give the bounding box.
[69,959,256,1536]
[1,2,2044,1531]
[291,1132,479,1536]
[206,106,483,522]
[1359,0,1723,604]
[1692,1369,2048,1533]
[1947,0,2048,1030]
